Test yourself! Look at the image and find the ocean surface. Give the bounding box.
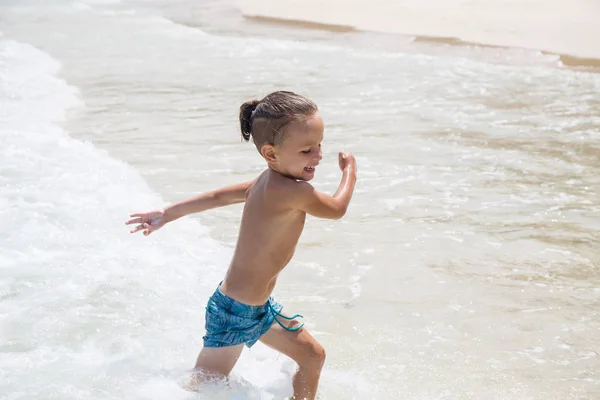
[1,0,599,399]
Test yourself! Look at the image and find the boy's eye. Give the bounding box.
[301,149,311,154]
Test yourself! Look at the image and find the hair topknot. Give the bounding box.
[239,100,260,141]
[238,91,318,152]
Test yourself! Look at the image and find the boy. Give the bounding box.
[126,91,357,399]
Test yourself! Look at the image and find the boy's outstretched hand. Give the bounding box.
[125,209,166,236]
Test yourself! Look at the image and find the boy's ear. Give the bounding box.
[261,144,277,163]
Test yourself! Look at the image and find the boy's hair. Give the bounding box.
[239,91,318,152]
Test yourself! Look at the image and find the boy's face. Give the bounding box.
[265,112,324,181]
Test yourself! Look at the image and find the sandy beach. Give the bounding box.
[240,0,600,62]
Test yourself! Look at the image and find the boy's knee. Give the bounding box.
[314,344,326,366]
[298,342,326,370]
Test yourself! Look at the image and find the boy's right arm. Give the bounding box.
[292,152,357,220]
[163,179,254,222]
[126,179,254,235]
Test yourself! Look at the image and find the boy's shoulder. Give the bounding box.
[261,172,315,209]
[265,171,313,192]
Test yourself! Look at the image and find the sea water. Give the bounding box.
[1,0,599,399]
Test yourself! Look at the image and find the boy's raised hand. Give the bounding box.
[338,151,356,171]
[125,209,166,236]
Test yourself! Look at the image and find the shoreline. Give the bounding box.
[239,0,600,69]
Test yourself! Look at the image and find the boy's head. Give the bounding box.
[239,91,323,181]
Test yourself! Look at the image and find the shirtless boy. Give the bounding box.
[125,91,357,400]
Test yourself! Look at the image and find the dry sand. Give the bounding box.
[239,0,600,62]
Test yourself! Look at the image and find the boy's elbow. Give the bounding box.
[331,204,348,220]
[213,190,238,206]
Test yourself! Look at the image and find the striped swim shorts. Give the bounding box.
[202,283,304,348]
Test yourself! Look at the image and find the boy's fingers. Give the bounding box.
[130,224,145,234]
[128,221,157,235]
[125,217,142,225]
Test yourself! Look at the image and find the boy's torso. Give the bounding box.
[221,169,306,305]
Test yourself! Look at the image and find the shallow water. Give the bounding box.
[1,0,599,399]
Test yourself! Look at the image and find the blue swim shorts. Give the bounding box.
[202,284,304,348]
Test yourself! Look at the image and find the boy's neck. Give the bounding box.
[267,164,300,181]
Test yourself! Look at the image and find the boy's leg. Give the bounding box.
[189,344,244,389]
[259,310,326,400]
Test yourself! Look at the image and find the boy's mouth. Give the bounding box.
[304,166,315,173]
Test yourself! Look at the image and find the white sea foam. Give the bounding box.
[0,39,339,400]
